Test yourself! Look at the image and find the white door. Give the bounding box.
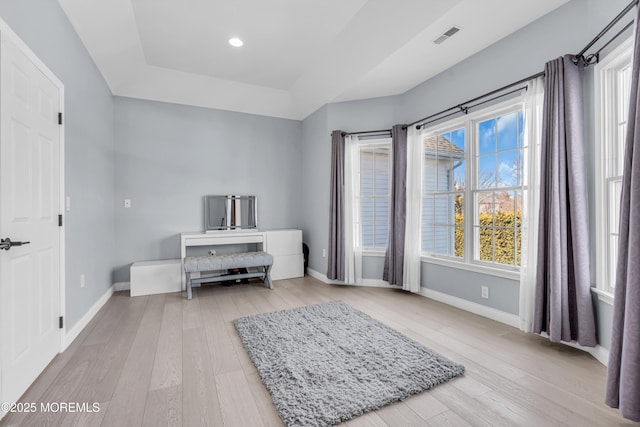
[0,32,62,411]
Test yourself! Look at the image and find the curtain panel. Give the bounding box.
[403,125,423,293]
[327,130,345,281]
[606,5,640,421]
[519,77,544,333]
[383,125,408,286]
[533,55,596,346]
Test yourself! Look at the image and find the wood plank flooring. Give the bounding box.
[2,276,637,427]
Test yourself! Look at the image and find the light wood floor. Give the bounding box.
[2,276,637,427]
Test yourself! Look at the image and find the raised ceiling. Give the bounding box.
[58,0,569,120]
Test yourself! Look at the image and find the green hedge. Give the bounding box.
[455,211,521,265]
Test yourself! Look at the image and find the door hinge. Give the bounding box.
[58,214,63,227]
[59,316,64,329]
[58,112,63,125]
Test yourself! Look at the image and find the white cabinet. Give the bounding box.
[131,259,182,296]
[179,229,304,287]
[265,229,304,281]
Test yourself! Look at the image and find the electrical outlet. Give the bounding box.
[481,286,489,299]
[124,199,131,208]
[80,273,85,288]
[322,248,327,257]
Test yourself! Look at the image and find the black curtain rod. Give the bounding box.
[407,71,544,129]
[573,0,638,62]
[415,86,529,129]
[408,0,638,130]
[337,129,391,137]
[584,19,635,65]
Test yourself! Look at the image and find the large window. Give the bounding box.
[422,102,524,271]
[595,38,633,296]
[357,141,391,251]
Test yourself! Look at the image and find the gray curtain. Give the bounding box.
[383,125,408,285]
[533,55,596,346]
[327,130,345,281]
[606,6,640,421]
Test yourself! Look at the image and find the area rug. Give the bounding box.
[233,301,464,426]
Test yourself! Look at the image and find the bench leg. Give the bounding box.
[264,265,273,290]
[186,273,193,300]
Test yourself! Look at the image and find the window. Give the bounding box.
[474,111,523,266]
[421,101,524,271]
[357,140,391,251]
[595,37,633,296]
[422,128,465,257]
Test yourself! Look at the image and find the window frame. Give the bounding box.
[594,36,634,302]
[420,98,525,279]
[354,137,392,254]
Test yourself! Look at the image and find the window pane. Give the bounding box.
[374,223,388,248]
[478,119,495,155]
[497,151,519,187]
[433,226,450,255]
[454,160,465,190]
[424,158,437,192]
[422,225,434,253]
[422,196,435,226]
[454,225,464,258]
[494,225,516,265]
[452,128,465,151]
[374,199,389,223]
[361,198,374,222]
[478,226,494,262]
[361,224,374,248]
[478,155,496,188]
[434,194,452,225]
[497,111,519,151]
[477,191,495,225]
[361,170,374,196]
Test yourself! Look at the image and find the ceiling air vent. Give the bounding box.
[433,26,461,45]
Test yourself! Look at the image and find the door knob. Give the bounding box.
[0,238,31,251]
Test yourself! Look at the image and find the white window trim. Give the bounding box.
[593,36,633,304]
[420,97,526,277]
[355,137,392,252]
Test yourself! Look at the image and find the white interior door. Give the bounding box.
[0,32,62,412]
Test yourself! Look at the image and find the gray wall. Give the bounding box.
[301,0,629,347]
[113,97,302,282]
[0,0,116,329]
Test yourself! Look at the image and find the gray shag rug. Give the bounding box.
[233,301,464,426]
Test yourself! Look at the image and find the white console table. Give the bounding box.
[180,229,303,289]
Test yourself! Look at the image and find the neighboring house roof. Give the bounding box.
[424,135,464,158]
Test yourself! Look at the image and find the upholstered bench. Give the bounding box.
[183,251,274,299]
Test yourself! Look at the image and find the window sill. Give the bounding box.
[591,287,614,306]
[420,255,520,281]
[361,250,386,257]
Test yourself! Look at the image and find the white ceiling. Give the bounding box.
[58,0,569,120]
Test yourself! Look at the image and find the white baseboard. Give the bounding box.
[63,285,114,350]
[114,281,130,291]
[418,288,521,328]
[537,332,610,366]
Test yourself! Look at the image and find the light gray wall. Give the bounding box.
[301,0,629,348]
[0,0,116,329]
[300,105,330,273]
[113,97,303,282]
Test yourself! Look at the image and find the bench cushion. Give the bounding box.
[184,251,273,273]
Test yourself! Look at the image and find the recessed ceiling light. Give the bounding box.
[229,37,244,47]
